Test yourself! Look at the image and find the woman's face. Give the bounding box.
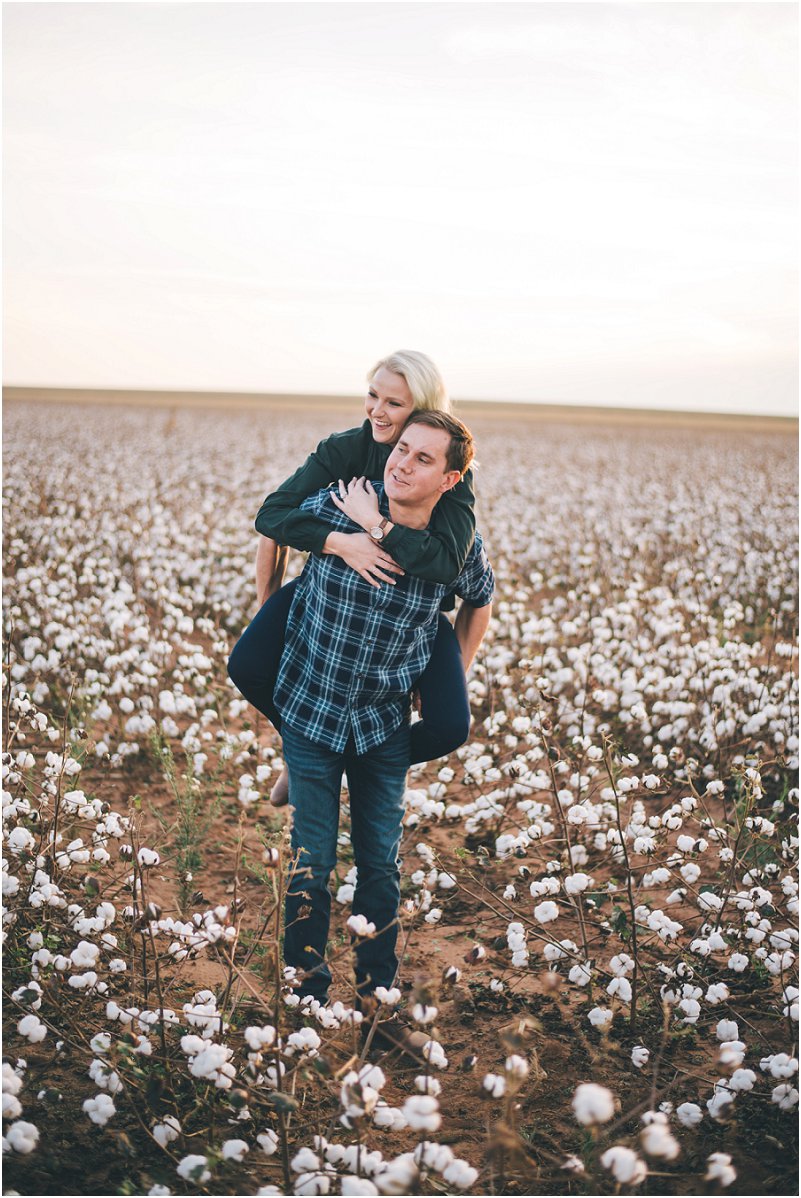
[364,366,415,445]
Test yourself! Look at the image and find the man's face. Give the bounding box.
[384,422,461,506]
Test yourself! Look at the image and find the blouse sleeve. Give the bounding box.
[254,425,372,555]
[381,469,476,584]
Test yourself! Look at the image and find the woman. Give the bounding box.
[228,350,477,804]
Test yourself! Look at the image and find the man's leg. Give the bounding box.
[282,723,343,1001]
[345,722,411,1000]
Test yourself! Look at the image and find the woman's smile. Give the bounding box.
[365,365,415,443]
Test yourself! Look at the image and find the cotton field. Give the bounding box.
[2,399,798,1196]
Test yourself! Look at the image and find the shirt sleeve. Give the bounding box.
[254,425,371,554]
[381,468,476,585]
[452,532,495,608]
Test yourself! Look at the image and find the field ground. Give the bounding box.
[2,398,798,1196]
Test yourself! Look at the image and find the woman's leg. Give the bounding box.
[227,577,298,731]
[409,614,471,765]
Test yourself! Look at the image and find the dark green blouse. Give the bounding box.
[255,420,476,584]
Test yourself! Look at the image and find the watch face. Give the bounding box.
[371,525,384,541]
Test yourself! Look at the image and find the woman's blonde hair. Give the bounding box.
[368,350,450,413]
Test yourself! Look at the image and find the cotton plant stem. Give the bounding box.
[133,837,169,1063]
[538,722,591,961]
[712,774,757,935]
[602,738,641,1033]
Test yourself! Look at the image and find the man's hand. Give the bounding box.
[323,531,404,588]
[330,477,382,531]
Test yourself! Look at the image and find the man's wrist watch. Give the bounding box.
[369,517,391,542]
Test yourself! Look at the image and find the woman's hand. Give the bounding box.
[323,531,404,588]
[330,477,382,531]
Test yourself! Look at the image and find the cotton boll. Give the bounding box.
[572,1083,615,1125]
[7,827,36,854]
[17,1015,46,1043]
[715,1019,739,1042]
[534,900,559,924]
[705,1153,737,1186]
[718,1040,746,1068]
[588,1007,613,1031]
[244,1024,276,1051]
[505,1055,529,1080]
[153,1116,181,1148]
[600,1146,648,1184]
[2,1093,22,1120]
[402,1095,441,1131]
[706,1088,736,1121]
[482,1073,506,1098]
[221,1139,249,1162]
[257,1130,279,1155]
[83,1093,116,1125]
[631,1046,650,1069]
[291,1148,321,1174]
[70,940,99,969]
[341,1179,378,1196]
[373,1155,419,1194]
[772,1084,799,1110]
[568,963,593,987]
[5,1119,39,1154]
[411,1005,438,1025]
[564,872,591,895]
[441,1159,479,1190]
[346,914,376,938]
[372,1105,408,1132]
[760,1053,798,1079]
[422,1040,448,1069]
[176,1155,211,1184]
[607,976,632,1003]
[675,1102,703,1128]
[639,1114,680,1160]
[414,1140,454,1172]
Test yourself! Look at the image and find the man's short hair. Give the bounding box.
[403,409,475,477]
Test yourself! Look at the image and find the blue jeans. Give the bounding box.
[282,720,410,1002]
[227,577,470,763]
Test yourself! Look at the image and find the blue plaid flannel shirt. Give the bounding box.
[274,482,495,754]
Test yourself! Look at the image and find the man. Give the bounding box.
[270,412,493,1045]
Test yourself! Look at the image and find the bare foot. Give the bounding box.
[269,766,289,808]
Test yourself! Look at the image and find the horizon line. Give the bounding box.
[3,384,797,430]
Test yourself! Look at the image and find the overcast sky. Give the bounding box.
[3,1,797,414]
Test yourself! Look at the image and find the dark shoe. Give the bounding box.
[364,1015,429,1065]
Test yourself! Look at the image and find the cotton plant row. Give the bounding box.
[3,402,799,1192]
[3,690,480,1193]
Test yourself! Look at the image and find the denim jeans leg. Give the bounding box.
[346,721,410,999]
[281,723,343,1000]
